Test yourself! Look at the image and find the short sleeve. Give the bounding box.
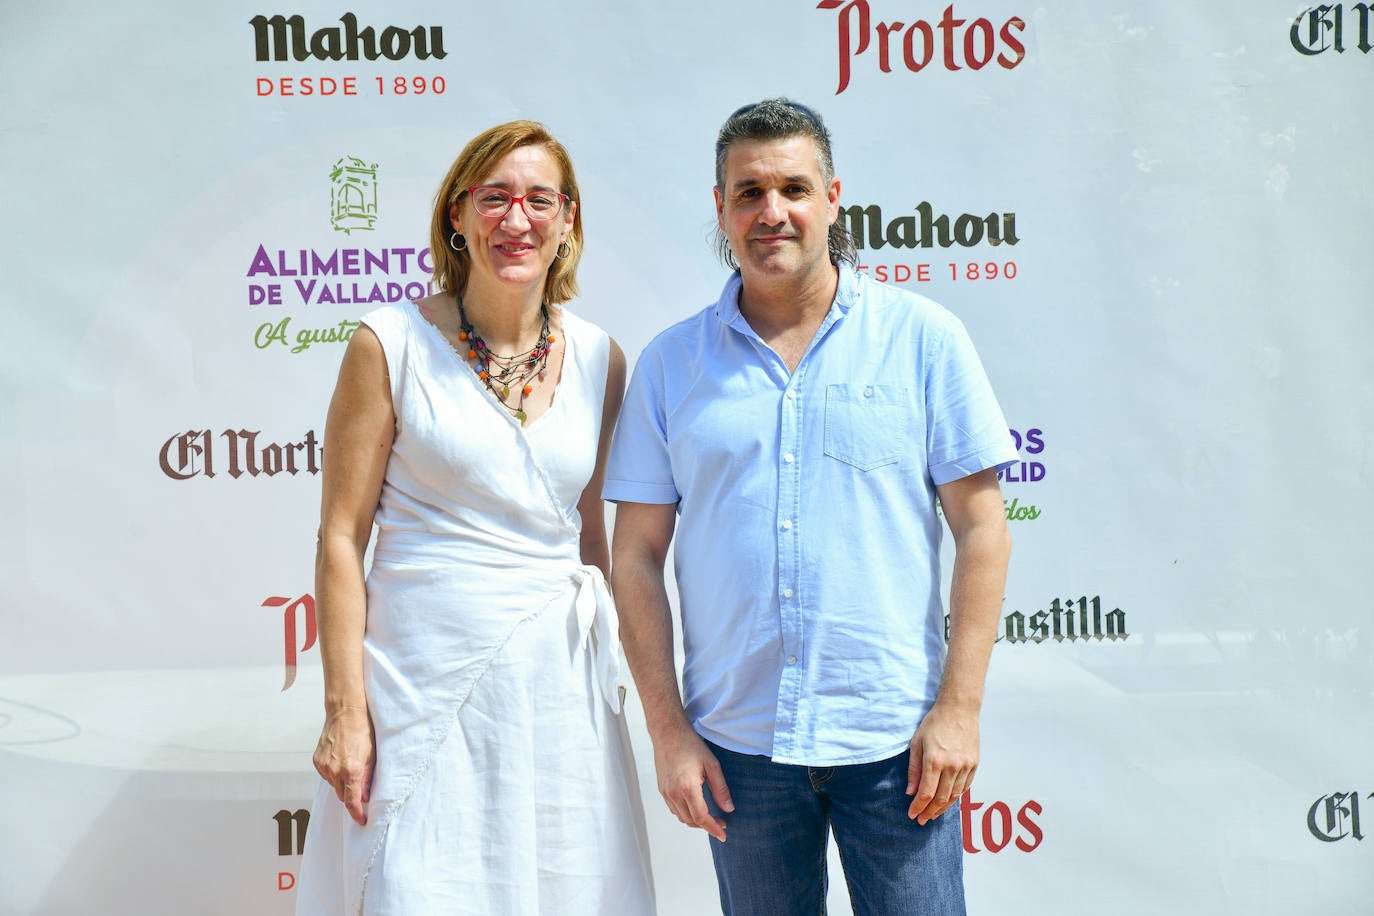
[924,317,1017,486]
[603,346,680,504]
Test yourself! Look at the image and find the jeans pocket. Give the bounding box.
[823,384,908,471]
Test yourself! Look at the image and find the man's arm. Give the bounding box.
[611,501,734,841]
[907,467,1011,824]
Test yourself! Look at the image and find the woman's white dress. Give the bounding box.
[296,300,655,915]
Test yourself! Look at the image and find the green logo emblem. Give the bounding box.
[330,156,379,233]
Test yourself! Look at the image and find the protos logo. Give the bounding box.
[1308,791,1369,842]
[266,594,317,691]
[250,13,447,63]
[961,789,1042,853]
[1291,5,1373,55]
[817,1,1026,94]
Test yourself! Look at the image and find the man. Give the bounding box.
[605,99,1015,915]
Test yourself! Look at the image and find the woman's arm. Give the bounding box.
[576,337,626,578]
[312,324,394,826]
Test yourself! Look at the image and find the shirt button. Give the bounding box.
[786,655,798,666]
[783,588,794,598]
[783,452,795,464]
[863,386,874,397]
[786,390,797,400]
[781,519,793,530]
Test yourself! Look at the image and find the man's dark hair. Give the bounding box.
[713,98,858,270]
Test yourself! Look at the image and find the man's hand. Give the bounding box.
[612,501,735,838]
[653,721,734,841]
[906,701,979,825]
[911,468,1007,825]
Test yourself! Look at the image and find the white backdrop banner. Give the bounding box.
[2,1,1372,913]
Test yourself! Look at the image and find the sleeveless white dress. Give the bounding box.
[296,300,655,916]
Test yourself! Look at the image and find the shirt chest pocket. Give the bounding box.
[823,384,908,471]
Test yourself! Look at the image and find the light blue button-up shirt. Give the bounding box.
[605,266,1016,766]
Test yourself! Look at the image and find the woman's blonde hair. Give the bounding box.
[429,120,583,303]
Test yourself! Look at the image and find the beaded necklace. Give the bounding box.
[455,297,555,425]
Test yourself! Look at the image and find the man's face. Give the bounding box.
[714,135,840,282]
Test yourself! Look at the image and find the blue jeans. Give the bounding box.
[702,740,966,916]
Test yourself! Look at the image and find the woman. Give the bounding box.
[296,121,655,915]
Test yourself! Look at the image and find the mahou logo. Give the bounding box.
[275,808,310,892]
[250,13,447,62]
[817,1,1027,94]
[158,429,322,480]
[1308,791,1369,842]
[275,808,310,855]
[842,202,1018,251]
[961,789,1043,853]
[1291,5,1373,55]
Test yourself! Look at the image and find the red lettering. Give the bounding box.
[823,3,1026,89]
[278,872,296,891]
[982,801,1012,852]
[903,20,934,71]
[820,0,870,95]
[876,20,905,71]
[938,5,966,70]
[264,594,317,691]
[963,18,995,69]
[862,264,923,283]
[998,17,1027,68]
[1015,800,1043,852]
[962,790,1042,853]
[960,790,982,853]
[256,76,361,98]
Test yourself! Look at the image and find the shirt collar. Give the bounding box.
[713,271,749,335]
[713,264,861,337]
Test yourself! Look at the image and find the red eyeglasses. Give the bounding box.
[465,186,570,221]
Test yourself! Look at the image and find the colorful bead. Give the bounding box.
[453,297,554,426]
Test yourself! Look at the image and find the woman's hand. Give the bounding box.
[312,704,376,826]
